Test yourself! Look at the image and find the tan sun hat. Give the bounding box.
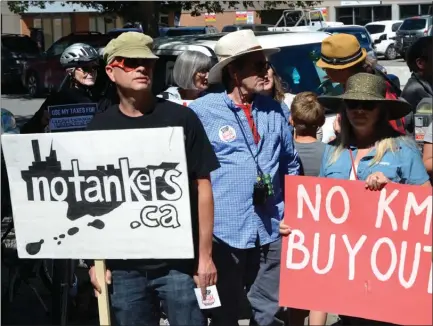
[103,32,159,64]
[317,73,412,120]
[316,33,367,70]
[208,29,280,84]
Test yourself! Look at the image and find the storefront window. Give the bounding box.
[62,17,71,36]
[354,7,372,25]
[42,18,53,50]
[420,4,431,15]
[336,7,353,25]
[373,5,391,22]
[399,5,420,19]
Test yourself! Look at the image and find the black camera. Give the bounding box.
[253,180,269,206]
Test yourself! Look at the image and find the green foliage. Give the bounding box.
[8,1,322,16]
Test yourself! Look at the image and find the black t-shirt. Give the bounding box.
[86,98,219,272]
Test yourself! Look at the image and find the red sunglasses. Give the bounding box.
[108,57,154,72]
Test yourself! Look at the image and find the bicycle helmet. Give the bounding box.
[60,43,99,68]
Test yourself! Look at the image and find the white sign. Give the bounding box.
[194,286,222,309]
[48,103,98,132]
[340,1,381,5]
[247,11,254,24]
[1,128,194,260]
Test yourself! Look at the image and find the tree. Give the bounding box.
[8,1,322,37]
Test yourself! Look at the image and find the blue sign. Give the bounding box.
[48,103,97,132]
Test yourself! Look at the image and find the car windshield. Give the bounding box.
[269,43,343,97]
[1,36,40,54]
[166,29,206,36]
[365,24,385,34]
[400,18,427,30]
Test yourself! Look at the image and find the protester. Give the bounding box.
[289,92,326,177]
[316,33,406,136]
[21,43,101,134]
[423,122,433,181]
[189,29,300,326]
[159,50,212,105]
[280,73,430,326]
[86,32,219,326]
[402,36,433,133]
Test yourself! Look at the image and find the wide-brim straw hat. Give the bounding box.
[316,33,367,70]
[317,73,412,120]
[208,29,280,84]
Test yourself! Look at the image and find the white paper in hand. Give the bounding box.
[194,285,221,309]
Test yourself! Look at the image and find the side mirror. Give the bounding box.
[374,39,381,44]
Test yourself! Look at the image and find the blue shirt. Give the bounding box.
[189,92,300,249]
[319,139,429,185]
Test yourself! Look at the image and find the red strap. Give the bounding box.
[238,104,260,144]
[349,149,359,180]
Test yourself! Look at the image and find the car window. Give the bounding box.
[269,43,343,98]
[391,22,402,32]
[46,40,70,56]
[222,26,238,32]
[365,24,385,34]
[329,30,371,46]
[400,18,427,30]
[1,36,40,54]
[252,25,270,31]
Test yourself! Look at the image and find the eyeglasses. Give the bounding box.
[108,58,154,72]
[345,100,377,111]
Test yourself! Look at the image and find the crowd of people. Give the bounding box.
[2,28,433,326]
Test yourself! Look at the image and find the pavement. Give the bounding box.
[0,58,408,325]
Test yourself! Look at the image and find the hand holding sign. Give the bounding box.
[365,172,390,191]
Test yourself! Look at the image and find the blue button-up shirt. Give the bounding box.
[319,140,430,185]
[189,92,300,249]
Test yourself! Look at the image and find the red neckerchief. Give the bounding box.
[237,103,260,144]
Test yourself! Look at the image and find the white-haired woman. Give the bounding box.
[21,43,100,134]
[280,73,430,326]
[159,50,213,106]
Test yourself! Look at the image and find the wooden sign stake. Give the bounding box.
[95,259,111,326]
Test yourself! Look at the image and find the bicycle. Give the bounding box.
[1,216,54,320]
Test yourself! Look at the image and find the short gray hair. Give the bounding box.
[172,50,212,90]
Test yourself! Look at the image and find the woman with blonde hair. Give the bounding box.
[280,72,430,326]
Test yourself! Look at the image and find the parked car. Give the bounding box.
[318,25,377,59]
[164,26,219,37]
[221,24,273,32]
[1,34,40,88]
[365,20,403,60]
[23,32,112,97]
[395,15,433,59]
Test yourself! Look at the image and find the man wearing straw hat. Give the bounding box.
[189,30,301,326]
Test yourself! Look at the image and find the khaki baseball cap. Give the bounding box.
[103,32,159,64]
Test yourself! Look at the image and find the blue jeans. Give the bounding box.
[110,268,206,326]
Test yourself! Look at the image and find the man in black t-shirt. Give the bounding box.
[87,32,219,325]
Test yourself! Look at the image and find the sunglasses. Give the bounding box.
[109,58,154,72]
[76,66,98,74]
[345,100,377,111]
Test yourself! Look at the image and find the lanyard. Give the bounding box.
[348,149,358,180]
[233,109,264,176]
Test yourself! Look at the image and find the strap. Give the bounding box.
[233,110,264,176]
[348,149,358,181]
